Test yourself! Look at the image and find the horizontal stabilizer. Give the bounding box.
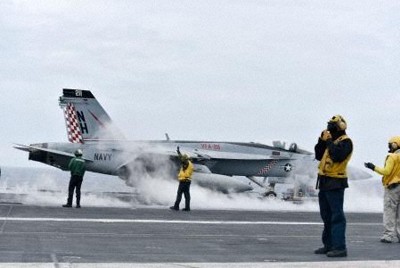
[13,144,31,152]
[14,144,93,162]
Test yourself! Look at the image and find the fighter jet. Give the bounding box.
[15,89,370,197]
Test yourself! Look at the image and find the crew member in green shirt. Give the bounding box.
[63,149,86,208]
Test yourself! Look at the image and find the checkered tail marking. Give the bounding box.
[63,103,84,144]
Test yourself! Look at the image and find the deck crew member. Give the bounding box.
[170,146,194,211]
[314,115,353,257]
[63,149,86,208]
[365,136,400,243]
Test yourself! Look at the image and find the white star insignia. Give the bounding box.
[284,163,292,172]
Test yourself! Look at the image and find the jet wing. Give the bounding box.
[182,148,292,161]
[14,144,93,162]
[118,146,294,162]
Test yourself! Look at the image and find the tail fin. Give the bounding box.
[63,102,84,143]
[59,89,125,143]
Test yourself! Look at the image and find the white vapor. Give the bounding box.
[0,165,384,213]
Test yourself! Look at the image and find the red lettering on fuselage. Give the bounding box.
[200,143,221,151]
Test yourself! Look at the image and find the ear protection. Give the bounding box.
[329,115,347,131]
[389,136,400,151]
[391,143,399,150]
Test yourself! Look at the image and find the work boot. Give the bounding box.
[182,208,190,211]
[326,249,347,257]
[380,238,392,243]
[314,247,329,254]
[169,206,179,211]
[62,204,72,208]
[76,204,81,208]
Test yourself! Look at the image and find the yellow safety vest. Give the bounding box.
[178,161,194,181]
[374,152,400,187]
[318,135,352,178]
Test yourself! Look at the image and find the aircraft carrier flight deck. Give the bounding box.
[0,202,399,267]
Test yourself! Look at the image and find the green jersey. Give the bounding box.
[68,157,86,177]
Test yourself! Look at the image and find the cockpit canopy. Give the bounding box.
[272,141,312,155]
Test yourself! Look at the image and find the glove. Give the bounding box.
[364,162,375,171]
[321,130,332,141]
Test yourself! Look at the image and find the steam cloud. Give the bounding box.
[0,163,382,213]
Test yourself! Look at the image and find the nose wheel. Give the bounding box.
[263,190,277,199]
[246,176,278,199]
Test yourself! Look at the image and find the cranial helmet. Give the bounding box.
[75,149,83,156]
[328,115,347,131]
[388,136,400,151]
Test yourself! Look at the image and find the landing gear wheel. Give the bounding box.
[263,191,277,199]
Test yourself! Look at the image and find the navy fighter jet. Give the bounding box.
[15,89,369,197]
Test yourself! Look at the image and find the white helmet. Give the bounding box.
[74,149,83,156]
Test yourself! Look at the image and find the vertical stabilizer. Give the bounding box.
[64,103,84,143]
[59,89,125,142]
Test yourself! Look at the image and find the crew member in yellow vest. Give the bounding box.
[170,146,194,211]
[365,136,400,243]
[314,115,353,258]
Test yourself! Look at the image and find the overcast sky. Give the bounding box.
[1,1,399,177]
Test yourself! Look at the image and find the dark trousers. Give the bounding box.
[67,175,83,206]
[174,181,191,209]
[318,189,346,251]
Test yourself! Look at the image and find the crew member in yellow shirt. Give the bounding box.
[170,146,194,211]
[365,136,400,243]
